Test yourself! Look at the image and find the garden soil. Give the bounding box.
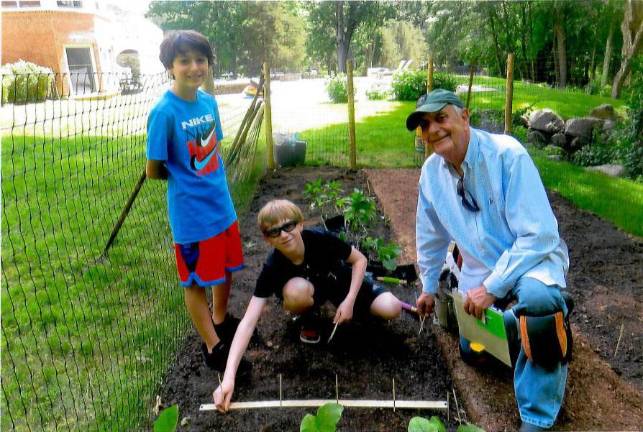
[159,167,642,431]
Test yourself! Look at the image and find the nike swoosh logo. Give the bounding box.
[193,148,217,171]
[198,124,216,147]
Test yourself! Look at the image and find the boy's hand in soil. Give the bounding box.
[213,379,235,413]
[463,285,496,320]
[334,297,355,324]
[416,292,435,317]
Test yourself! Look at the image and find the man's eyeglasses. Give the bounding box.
[457,177,480,212]
[262,220,298,238]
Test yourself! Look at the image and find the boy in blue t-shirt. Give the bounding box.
[146,30,245,371]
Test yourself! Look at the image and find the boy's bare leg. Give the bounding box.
[185,284,220,351]
[369,292,402,320]
[211,271,232,325]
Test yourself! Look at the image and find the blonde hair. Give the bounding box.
[257,199,304,231]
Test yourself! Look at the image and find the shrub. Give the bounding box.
[366,88,389,100]
[1,60,54,104]
[612,108,643,180]
[571,140,615,166]
[391,70,457,101]
[326,74,349,103]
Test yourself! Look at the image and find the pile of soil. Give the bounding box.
[365,168,642,431]
[159,168,459,431]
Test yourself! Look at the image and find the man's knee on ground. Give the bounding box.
[370,293,402,320]
[282,277,315,314]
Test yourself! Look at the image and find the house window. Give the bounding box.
[65,47,96,95]
[1,1,41,7]
[57,0,82,7]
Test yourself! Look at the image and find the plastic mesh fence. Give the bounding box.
[1,72,264,431]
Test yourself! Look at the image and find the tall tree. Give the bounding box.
[612,0,643,97]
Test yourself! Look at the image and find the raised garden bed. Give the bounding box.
[158,167,459,431]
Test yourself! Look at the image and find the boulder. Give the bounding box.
[565,117,603,139]
[602,120,616,134]
[569,136,588,152]
[529,109,564,134]
[551,132,567,148]
[589,104,617,121]
[586,164,625,177]
[527,129,548,148]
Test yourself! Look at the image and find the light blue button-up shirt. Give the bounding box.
[416,127,569,299]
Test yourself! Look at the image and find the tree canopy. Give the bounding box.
[146,0,641,98]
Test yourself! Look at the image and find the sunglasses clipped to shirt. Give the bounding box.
[457,176,480,212]
[263,220,298,238]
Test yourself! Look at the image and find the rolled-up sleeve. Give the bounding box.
[483,153,562,298]
[416,172,451,294]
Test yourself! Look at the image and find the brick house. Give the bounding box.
[1,0,163,96]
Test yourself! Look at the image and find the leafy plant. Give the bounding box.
[153,405,179,432]
[300,402,343,432]
[304,179,344,218]
[1,60,54,104]
[408,416,445,432]
[391,70,457,101]
[326,74,349,103]
[362,236,400,271]
[366,87,390,100]
[338,189,377,234]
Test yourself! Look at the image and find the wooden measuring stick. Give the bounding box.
[200,399,448,411]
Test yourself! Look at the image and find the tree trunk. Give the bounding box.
[487,7,505,76]
[554,21,567,87]
[612,0,643,98]
[336,1,348,73]
[601,19,615,88]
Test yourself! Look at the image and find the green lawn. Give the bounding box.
[1,133,264,431]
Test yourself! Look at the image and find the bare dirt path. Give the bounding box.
[365,168,642,431]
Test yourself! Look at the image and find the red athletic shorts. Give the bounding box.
[174,221,244,287]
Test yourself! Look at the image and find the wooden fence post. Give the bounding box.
[466,63,475,110]
[263,62,275,169]
[424,55,434,159]
[504,53,515,135]
[427,55,434,92]
[347,59,357,170]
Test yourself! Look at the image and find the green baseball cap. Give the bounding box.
[405,89,464,131]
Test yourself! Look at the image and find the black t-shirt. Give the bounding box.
[253,229,353,299]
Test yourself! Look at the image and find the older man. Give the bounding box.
[408,89,571,432]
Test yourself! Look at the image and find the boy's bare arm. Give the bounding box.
[145,159,169,180]
[334,246,367,324]
[213,296,266,412]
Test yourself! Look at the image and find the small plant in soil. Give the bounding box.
[304,179,344,219]
[408,415,485,432]
[153,404,178,432]
[300,402,343,432]
[362,236,401,272]
[337,188,377,244]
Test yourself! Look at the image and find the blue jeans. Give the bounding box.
[460,277,568,429]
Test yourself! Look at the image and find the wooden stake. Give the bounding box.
[279,374,283,408]
[504,52,515,135]
[347,59,357,170]
[452,388,462,424]
[200,399,448,411]
[263,62,274,170]
[335,374,339,404]
[392,378,396,412]
[466,63,475,109]
[614,322,625,357]
[328,321,339,343]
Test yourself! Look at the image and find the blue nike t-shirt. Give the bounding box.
[146,89,236,244]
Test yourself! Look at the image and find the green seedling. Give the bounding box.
[153,404,178,432]
[362,236,400,271]
[304,179,344,218]
[408,416,446,432]
[300,402,344,432]
[338,189,377,233]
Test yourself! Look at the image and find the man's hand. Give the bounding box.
[463,285,496,320]
[334,297,355,324]
[213,378,235,413]
[416,292,435,317]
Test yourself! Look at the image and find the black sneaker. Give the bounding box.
[201,341,253,376]
[201,341,229,371]
[299,311,321,344]
[213,313,240,345]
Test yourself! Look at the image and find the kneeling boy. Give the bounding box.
[213,199,403,411]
